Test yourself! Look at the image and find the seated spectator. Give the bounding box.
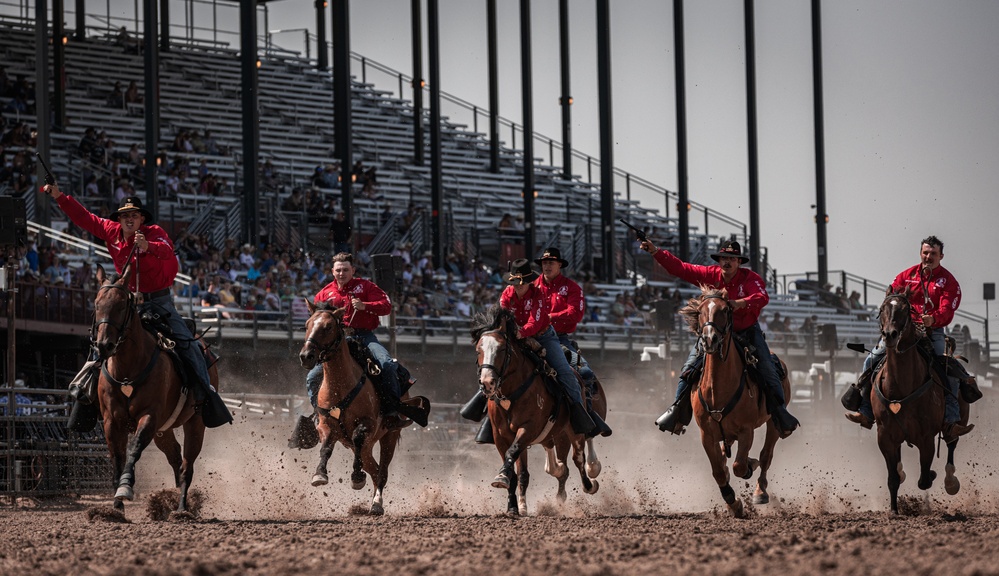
[124,80,143,105]
[281,188,305,212]
[107,81,124,108]
[115,26,140,54]
[203,130,222,156]
[77,127,99,158]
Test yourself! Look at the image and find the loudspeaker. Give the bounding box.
[0,197,27,247]
[985,283,995,301]
[654,299,673,333]
[819,324,838,352]
[371,253,395,294]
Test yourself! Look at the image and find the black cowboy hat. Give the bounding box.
[110,196,155,224]
[503,258,539,285]
[709,240,749,263]
[534,247,569,268]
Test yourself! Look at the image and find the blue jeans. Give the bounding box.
[557,333,594,388]
[305,330,399,408]
[537,326,583,406]
[673,322,782,403]
[149,293,211,391]
[857,329,959,423]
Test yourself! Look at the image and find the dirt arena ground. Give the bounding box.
[3,383,999,575]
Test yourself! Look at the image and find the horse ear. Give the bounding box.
[95,265,107,285]
[333,306,346,320]
[118,259,135,287]
[306,298,316,314]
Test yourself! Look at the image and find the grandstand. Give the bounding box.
[0,14,991,380]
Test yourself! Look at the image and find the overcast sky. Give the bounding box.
[72,0,999,332]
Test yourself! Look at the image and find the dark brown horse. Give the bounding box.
[681,288,788,518]
[298,301,429,515]
[93,264,215,514]
[472,307,604,515]
[872,289,970,513]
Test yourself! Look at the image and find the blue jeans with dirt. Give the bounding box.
[557,333,594,389]
[305,329,399,409]
[149,293,211,393]
[537,326,584,406]
[856,329,959,423]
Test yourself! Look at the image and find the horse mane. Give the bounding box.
[314,300,337,312]
[470,305,518,343]
[678,286,729,334]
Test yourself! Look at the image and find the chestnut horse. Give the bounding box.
[681,288,789,518]
[93,264,216,514]
[298,301,430,515]
[471,306,604,515]
[873,290,970,513]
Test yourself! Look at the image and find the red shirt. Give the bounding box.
[500,284,550,338]
[57,194,178,292]
[534,273,584,334]
[314,277,391,331]
[653,249,769,331]
[890,264,961,328]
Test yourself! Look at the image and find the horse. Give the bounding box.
[680,288,789,518]
[92,264,216,515]
[298,301,430,515]
[471,306,603,516]
[872,289,970,513]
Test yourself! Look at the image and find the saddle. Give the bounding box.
[138,302,218,388]
[344,339,430,427]
[514,339,564,411]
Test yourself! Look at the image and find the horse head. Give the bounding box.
[92,263,136,360]
[299,300,347,369]
[685,287,732,356]
[879,288,915,347]
[471,306,518,398]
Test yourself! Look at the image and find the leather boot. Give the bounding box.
[568,401,596,436]
[288,414,320,449]
[844,411,873,429]
[475,417,494,444]
[67,399,100,433]
[586,411,612,438]
[459,389,488,422]
[771,404,799,438]
[942,422,974,444]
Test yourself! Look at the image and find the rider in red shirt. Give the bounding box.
[642,239,798,437]
[845,235,972,442]
[45,183,230,427]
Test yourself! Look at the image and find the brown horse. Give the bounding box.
[681,288,788,518]
[298,301,429,515]
[472,306,603,515]
[872,289,970,513]
[93,264,215,514]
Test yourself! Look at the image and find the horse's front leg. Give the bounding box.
[753,422,780,505]
[103,413,129,511]
[115,413,156,503]
[700,430,742,518]
[516,452,530,516]
[366,430,399,515]
[944,439,961,495]
[492,427,528,515]
[585,438,602,479]
[311,416,336,486]
[152,430,182,488]
[177,420,205,513]
[877,430,903,514]
[730,431,757,481]
[569,436,599,495]
[916,437,938,491]
[349,423,371,490]
[544,441,569,503]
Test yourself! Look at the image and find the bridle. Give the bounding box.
[303,309,345,364]
[698,296,734,361]
[476,328,514,402]
[92,283,136,360]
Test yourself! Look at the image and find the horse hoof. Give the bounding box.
[491,474,510,490]
[518,503,528,516]
[584,480,599,495]
[752,493,769,505]
[369,502,384,516]
[311,473,329,487]
[557,490,567,504]
[506,508,519,517]
[113,498,125,512]
[114,486,134,501]
[945,465,960,496]
[585,461,602,479]
[730,499,745,519]
[351,473,366,491]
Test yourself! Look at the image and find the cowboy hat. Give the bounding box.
[110,196,154,224]
[534,247,568,267]
[503,259,539,285]
[709,240,749,263]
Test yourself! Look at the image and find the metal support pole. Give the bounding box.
[520,0,536,259]
[745,0,761,274]
[558,0,572,180]
[428,0,443,269]
[143,0,160,218]
[411,0,424,165]
[332,0,354,221]
[811,0,829,287]
[487,0,500,173]
[674,0,690,261]
[596,0,614,281]
[240,1,260,243]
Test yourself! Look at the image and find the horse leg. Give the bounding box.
[585,438,602,479]
[877,432,903,514]
[701,432,742,518]
[731,433,756,482]
[753,423,780,505]
[916,438,938,491]
[368,431,399,515]
[152,430,183,488]
[349,424,370,490]
[311,418,336,487]
[176,421,205,514]
[944,439,960,495]
[114,414,156,503]
[545,440,570,504]
[103,416,128,511]
[570,437,599,495]
[516,452,530,516]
